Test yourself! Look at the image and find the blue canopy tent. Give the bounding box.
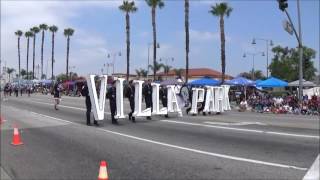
[225,77,254,86]
[189,77,220,86]
[225,77,254,100]
[257,77,288,87]
[255,79,263,85]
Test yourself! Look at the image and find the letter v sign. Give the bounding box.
[87,75,108,120]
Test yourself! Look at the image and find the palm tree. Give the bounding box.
[30,26,40,79]
[173,68,183,79]
[49,25,58,80]
[21,69,27,78]
[6,68,15,82]
[145,0,164,80]
[209,2,232,83]
[39,24,48,79]
[64,28,75,79]
[148,61,164,74]
[136,68,148,78]
[25,31,33,80]
[15,30,23,78]
[185,0,190,83]
[119,1,138,81]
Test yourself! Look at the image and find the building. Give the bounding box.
[156,68,233,81]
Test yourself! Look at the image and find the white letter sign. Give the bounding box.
[132,80,151,117]
[115,78,126,119]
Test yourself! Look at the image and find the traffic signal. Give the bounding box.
[278,0,288,11]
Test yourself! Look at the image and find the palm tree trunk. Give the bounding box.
[18,37,21,78]
[152,7,157,81]
[51,32,54,80]
[66,36,70,79]
[26,38,30,80]
[32,35,36,79]
[126,12,130,81]
[220,16,226,83]
[41,30,45,79]
[185,0,189,83]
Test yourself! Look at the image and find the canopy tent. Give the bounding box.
[255,79,263,85]
[189,77,220,86]
[257,77,288,87]
[160,79,184,86]
[225,77,254,86]
[288,79,316,87]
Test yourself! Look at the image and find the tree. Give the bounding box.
[135,68,148,78]
[30,26,40,79]
[56,73,68,82]
[184,0,190,83]
[15,30,23,78]
[269,45,317,81]
[119,1,138,81]
[148,61,164,74]
[39,24,48,79]
[21,69,27,78]
[41,74,47,80]
[64,28,75,79]
[6,68,15,82]
[24,31,33,80]
[145,0,164,80]
[239,70,265,80]
[173,68,184,79]
[49,25,58,80]
[209,2,232,84]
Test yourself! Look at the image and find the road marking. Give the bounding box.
[27,100,111,115]
[161,120,320,139]
[303,155,319,180]
[30,112,73,124]
[97,128,307,171]
[204,121,267,126]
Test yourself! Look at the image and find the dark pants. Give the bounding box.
[85,98,97,125]
[110,102,117,123]
[129,98,135,118]
[145,97,152,119]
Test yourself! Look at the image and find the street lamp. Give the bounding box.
[252,38,273,78]
[147,42,160,79]
[107,52,121,75]
[160,57,174,80]
[243,52,265,80]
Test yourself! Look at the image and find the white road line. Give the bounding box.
[161,120,320,139]
[30,112,73,124]
[5,108,309,171]
[204,121,267,126]
[303,155,319,180]
[97,128,307,171]
[27,100,111,115]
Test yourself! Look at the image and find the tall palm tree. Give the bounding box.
[64,28,75,79]
[135,68,148,78]
[119,0,138,81]
[15,30,23,78]
[145,0,164,80]
[209,2,232,83]
[25,31,33,80]
[21,69,27,78]
[39,24,48,79]
[6,68,15,82]
[185,0,190,83]
[49,25,58,80]
[30,26,40,79]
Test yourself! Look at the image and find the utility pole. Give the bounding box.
[278,0,304,101]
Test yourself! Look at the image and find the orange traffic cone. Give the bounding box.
[11,127,23,146]
[98,161,109,180]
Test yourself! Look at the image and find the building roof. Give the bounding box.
[157,68,233,79]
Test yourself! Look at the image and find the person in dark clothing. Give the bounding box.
[186,87,193,114]
[126,80,135,122]
[143,79,152,120]
[81,83,98,126]
[20,86,23,96]
[107,81,118,124]
[159,86,168,118]
[53,81,62,110]
[198,87,207,116]
[14,86,19,97]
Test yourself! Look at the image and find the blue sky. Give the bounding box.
[1,0,319,78]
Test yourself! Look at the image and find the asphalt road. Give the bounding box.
[1,94,319,180]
